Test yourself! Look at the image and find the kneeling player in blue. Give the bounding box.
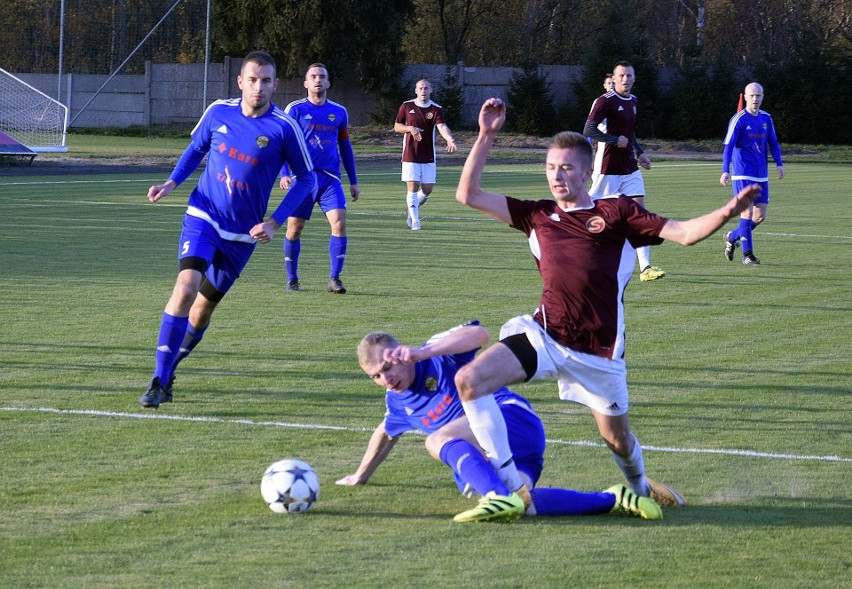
[336,322,662,522]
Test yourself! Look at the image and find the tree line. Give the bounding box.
[2,0,849,143]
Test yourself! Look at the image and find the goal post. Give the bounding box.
[0,67,68,153]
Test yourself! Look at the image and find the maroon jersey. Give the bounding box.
[506,195,667,359]
[396,99,446,164]
[587,91,640,175]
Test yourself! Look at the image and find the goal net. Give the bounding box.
[0,67,68,152]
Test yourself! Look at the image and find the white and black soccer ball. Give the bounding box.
[260,459,320,514]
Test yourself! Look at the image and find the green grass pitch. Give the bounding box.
[1,156,850,588]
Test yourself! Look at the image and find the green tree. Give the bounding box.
[433,66,464,128]
[506,63,557,136]
[753,28,850,144]
[214,0,414,94]
[666,55,742,140]
[569,1,638,132]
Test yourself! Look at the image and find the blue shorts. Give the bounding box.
[289,171,346,220]
[505,403,546,486]
[732,179,769,204]
[178,215,255,295]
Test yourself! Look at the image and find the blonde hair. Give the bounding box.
[357,332,400,366]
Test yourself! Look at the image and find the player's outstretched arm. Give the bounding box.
[455,98,511,224]
[660,184,760,246]
[335,421,399,485]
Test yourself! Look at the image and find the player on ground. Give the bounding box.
[280,63,360,293]
[139,51,316,409]
[720,82,784,265]
[452,97,760,521]
[337,322,662,522]
[584,61,664,282]
[394,79,457,230]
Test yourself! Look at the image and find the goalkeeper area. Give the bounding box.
[0,67,67,153]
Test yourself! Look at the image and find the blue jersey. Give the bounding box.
[722,109,783,183]
[169,99,315,242]
[382,338,534,438]
[283,98,358,184]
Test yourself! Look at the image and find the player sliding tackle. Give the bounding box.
[452,98,761,521]
[337,322,663,522]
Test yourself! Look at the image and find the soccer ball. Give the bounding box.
[260,459,320,514]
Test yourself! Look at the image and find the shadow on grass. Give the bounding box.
[315,501,852,528]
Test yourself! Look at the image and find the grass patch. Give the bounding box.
[1,159,850,588]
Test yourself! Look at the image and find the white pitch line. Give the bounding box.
[0,178,160,186]
[0,162,728,188]
[762,232,852,240]
[1,406,367,432]
[3,406,849,463]
[546,437,851,463]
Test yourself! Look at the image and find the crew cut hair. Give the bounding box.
[548,131,593,168]
[242,51,277,77]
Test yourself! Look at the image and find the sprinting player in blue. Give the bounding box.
[721,82,785,265]
[139,51,316,409]
[280,63,360,294]
[336,322,662,522]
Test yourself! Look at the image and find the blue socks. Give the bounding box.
[169,322,207,377]
[439,438,511,497]
[329,235,347,279]
[439,437,624,516]
[530,488,615,516]
[730,218,756,253]
[284,238,301,282]
[286,236,347,281]
[154,312,188,382]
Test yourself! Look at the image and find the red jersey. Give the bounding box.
[587,91,640,175]
[506,195,667,359]
[396,99,446,164]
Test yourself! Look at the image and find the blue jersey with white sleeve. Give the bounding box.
[722,109,783,183]
[168,98,315,242]
[283,98,358,184]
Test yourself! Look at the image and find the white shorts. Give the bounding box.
[401,162,437,184]
[499,315,629,416]
[588,169,645,198]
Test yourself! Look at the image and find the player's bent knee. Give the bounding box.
[454,365,479,401]
[423,434,445,460]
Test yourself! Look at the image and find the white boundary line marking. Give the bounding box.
[5,196,848,239]
[1,406,363,431]
[4,406,849,463]
[0,162,730,188]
